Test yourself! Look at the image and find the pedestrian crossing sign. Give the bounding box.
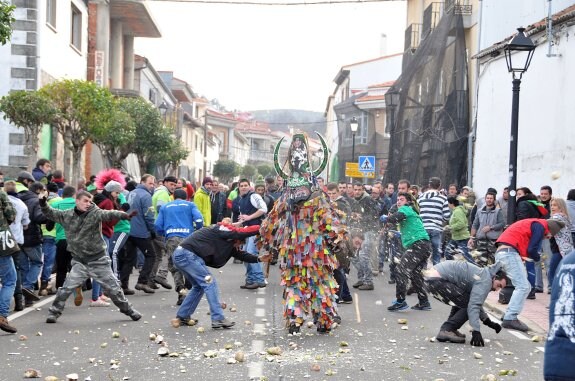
[358,156,375,173]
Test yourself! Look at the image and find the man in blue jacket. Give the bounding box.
[126,174,157,294]
[155,189,204,305]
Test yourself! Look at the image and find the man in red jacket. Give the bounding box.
[495,218,564,332]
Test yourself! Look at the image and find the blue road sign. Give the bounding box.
[358,156,375,173]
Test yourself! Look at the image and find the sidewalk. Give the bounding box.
[485,289,550,333]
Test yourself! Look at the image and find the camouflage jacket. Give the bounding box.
[41,202,126,262]
[1,190,19,257]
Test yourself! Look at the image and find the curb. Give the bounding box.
[484,300,547,335]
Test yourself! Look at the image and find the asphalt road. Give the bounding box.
[3,263,546,381]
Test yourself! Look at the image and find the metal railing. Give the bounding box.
[445,0,472,15]
[404,23,422,52]
[422,2,444,40]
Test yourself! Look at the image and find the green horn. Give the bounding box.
[273,137,289,179]
[313,132,329,176]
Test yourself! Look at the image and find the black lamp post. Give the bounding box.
[385,90,400,183]
[350,116,359,163]
[503,27,535,224]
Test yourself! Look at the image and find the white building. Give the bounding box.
[473,0,575,197]
[0,0,88,175]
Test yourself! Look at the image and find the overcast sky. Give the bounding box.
[135,0,406,112]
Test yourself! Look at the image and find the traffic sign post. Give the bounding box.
[358,156,375,173]
[345,162,375,179]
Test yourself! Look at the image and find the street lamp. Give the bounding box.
[350,116,359,163]
[503,27,536,224]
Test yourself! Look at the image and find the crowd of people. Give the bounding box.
[1,156,575,380]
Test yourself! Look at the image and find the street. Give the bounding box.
[3,263,546,381]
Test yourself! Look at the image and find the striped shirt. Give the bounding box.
[418,190,451,231]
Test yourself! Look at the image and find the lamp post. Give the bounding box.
[503,27,536,224]
[385,90,400,183]
[350,116,359,163]
[158,101,168,123]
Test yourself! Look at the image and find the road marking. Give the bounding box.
[507,330,529,340]
[254,324,266,335]
[247,361,263,379]
[255,308,265,317]
[354,292,361,323]
[537,346,545,352]
[256,297,265,305]
[8,295,55,321]
[257,288,266,295]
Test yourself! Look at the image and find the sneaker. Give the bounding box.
[74,287,83,306]
[239,283,259,290]
[128,309,142,321]
[534,287,544,293]
[358,283,374,291]
[502,319,529,332]
[527,289,536,300]
[90,298,110,307]
[135,283,155,293]
[22,288,40,301]
[13,296,24,312]
[46,313,59,324]
[0,316,17,333]
[99,294,111,302]
[387,300,409,312]
[436,330,465,344]
[257,283,267,288]
[317,325,331,334]
[411,301,432,311]
[388,279,396,284]
[173,317,198,327]
[212,318,235,329]
[333,315,342,324]
[339,298,353,304]
[154,277,172,290]
[352,281,363,289]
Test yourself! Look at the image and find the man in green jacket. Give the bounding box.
[195,177,213,226]
[41,190,141,324]
[445,196,473,263]
[382,192,432,312]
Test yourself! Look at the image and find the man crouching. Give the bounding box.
[424,260,506,346]
[40,191,141,323]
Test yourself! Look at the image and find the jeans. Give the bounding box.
[42,237,56,283]
[19,245,43,290]
[333,267,351,301]
[495,249,531,320]
[547,252,563,288]
[49,256,134,318]
[11,252,22,298]
[165,236,186,292]
[243,236,265,284]
[525,261,536,288]
[445,239,474,263]
[172,247,225,321]
[0,256,17,317]
[350,245,373,285]
[91,237,110,301]
[364,231,378,276]
[151,236,169,281]
[426,229,443,265]
[535,239,551,290]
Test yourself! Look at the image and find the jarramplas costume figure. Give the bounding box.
[258,132,350,334]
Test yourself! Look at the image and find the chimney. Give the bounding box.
[380,33,387,56]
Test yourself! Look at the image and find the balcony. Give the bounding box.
[422,2,444,40]
[249,149,273,163]
[404,23,422,52]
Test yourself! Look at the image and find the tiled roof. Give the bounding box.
[368,80,395,88]
[356,94,386,102]
[342,52,403,68]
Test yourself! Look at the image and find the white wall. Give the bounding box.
[480,0,574,49]
[473,22,575,198]
[37,0,88,85]
[348,54,403,91]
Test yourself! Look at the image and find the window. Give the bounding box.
[46,0,57,29]
[70,4,82,50]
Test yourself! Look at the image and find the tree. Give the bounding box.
[151,132,189,179]
[40,79,115,183]
[0,90,57,169]
[213,159,240,183]
[240,164,257,182]
[0,1,15,45]
[90,97,136,170]
[256,163,274,178]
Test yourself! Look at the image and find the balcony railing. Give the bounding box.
[422,2,444,40]
[249,149,273,163]
[404,23,422,52]
[444,0,472,15]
